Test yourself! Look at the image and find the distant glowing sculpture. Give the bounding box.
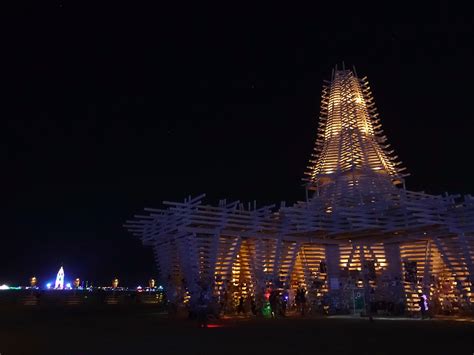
[74,278,81,288]
[112,278,119,288]
[30,276,37,287]
[55,266,65,289]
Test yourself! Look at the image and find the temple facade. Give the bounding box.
[125,68,474,315]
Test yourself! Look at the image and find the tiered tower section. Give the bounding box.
[304,69,407,192]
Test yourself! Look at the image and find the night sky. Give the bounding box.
[3,2,473,287]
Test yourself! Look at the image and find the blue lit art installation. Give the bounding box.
[54,266,65,290]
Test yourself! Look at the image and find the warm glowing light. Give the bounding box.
[354,96,363,104]
[305,69,403,186]
[74,278,81,288]
[112,278,119,288]
[30,276,37,287]
[148,278,155,288]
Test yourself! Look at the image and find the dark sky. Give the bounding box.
[2,2,473,287]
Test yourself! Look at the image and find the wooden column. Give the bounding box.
[383,242,405,305]
[325,244,341,293]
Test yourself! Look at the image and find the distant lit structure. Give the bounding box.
[125,67,474,315]
[30,277,37,288]
[112,278,119,289]
[54,266,65,290]
[74,278,81,288]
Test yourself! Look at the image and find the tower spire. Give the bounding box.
[303,67,407,193]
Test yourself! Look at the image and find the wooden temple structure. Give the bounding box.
[125,68,474,315]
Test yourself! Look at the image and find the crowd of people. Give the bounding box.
[167,281,448,327]
[176,285,318,327]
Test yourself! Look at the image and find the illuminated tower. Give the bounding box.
[125,66,474,316]
[54,266,65,289]
[304,67,408,198]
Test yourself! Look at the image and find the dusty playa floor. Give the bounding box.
[1,307,473,355]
